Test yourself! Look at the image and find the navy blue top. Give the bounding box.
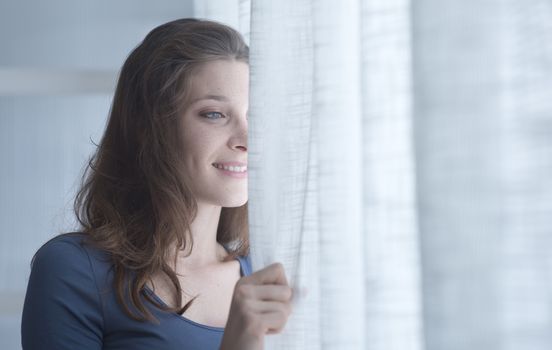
[21,233,252,350]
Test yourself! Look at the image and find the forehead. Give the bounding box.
[188,59,249,100]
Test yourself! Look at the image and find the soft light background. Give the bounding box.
[0,2,193,349]
[2,1,552,350]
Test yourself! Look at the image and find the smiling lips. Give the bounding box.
[212,162,248,178]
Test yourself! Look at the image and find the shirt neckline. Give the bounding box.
[143,255,246,332]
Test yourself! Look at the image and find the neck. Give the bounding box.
[175,202,227,270]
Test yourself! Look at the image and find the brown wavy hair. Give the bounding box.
[74,18,249,322]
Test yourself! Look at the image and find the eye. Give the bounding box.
[201,111,225,120]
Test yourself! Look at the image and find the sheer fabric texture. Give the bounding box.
[197,1,552,349]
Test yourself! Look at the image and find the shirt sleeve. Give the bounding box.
[21,239,104,349]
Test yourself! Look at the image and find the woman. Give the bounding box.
[21,18,293,350]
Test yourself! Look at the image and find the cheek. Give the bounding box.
[181,128,218,165]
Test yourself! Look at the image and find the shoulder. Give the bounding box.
[32,232,108,270]
[22,232,106,348]
[33,232,89,269]
[35,232,87,254]
[221,242,253,276]
[30,232,113,295]
[237,254,253,276]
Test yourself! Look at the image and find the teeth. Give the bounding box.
[214,163,247,173]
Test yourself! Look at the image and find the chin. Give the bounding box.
[214,191,248,207]
[221,197,248,208]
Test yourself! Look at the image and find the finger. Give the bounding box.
[260,309,291,334]
[249,300,293,314]
[252,285,293,302]
[250,262,289,286]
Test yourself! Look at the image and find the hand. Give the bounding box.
[219,262,293,350]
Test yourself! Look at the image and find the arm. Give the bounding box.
[21,239,104,349]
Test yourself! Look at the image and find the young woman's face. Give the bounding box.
[179,59,248,207]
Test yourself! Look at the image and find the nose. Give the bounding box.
[229,117,248,152]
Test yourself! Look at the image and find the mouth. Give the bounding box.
[212,162,248,178]
[212,163,247,173]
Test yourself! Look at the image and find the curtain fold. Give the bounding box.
[412,1,506,348]
[361,1,424,349]
[247,2,321,348]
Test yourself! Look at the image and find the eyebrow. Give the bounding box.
[189,94,230,105]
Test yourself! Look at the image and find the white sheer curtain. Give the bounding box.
[413,2,552,349]
[195,1,552,349]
